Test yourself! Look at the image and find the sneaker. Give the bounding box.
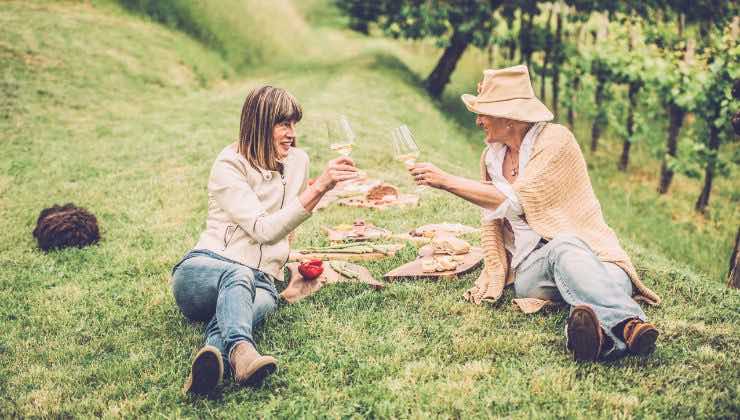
[623,319,659,356]
[183,345,223,395]
[566,305,604,362]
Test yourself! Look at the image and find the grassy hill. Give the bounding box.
[1,1,738,417]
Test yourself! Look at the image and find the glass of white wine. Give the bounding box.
[328,114,355,157]
[391,124,426,192]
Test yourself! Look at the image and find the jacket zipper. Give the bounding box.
[279,173,290,267]
[256,173,287,270]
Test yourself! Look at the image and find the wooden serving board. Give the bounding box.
[290,244,404,262]
[323,226,391,242]
[410,223,479,237]
[383,247,483,280]
[337,194,419,210]
[282,262,384,303]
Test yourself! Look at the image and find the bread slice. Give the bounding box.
[431,236,471,255]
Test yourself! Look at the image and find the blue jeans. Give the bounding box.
[514,235,646,359]
[171,250,279,376]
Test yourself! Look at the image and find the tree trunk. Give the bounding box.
[590,77,606,152]
[552,10,562,119]
[695,123,721,212]
[424,30,471,98]
[520,12,534,69]
[619,31,638,171]
[349,20,369,35]
[619,82,640,171]
[567,76,579,128]
[728,227,740,288]
[540,8,554,101]
[506,13,517,62]
[658,103,685,194]
[508,41,517,62]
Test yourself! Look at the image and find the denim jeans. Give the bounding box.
[514,235,646,359]
[171,249,279,376]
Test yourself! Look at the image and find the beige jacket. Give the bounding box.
[464,123,661,311]
[193,143,311,280]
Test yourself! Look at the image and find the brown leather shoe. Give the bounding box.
[623,319,659,356]
[229,341,278,387]
[183,345,223,395]
[566,305,604,362]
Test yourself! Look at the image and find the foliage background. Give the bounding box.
[0,0,738,417]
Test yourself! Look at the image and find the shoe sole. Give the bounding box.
[567,306,602,362]
[628,326,659,356]
[183,345,223,395]
[242,357,278,388]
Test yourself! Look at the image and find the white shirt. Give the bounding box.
[482,122,546,270]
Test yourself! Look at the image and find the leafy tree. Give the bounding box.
[642,1,738,193]
[644,15,700,194]
[334,0,382,34]
[549,4,566,118]
[606,19,647,171]
[588,49,612,152]
[561,50,588,128]
[691,27,739,212]
[335,0,504,98]
[516,0,543,71]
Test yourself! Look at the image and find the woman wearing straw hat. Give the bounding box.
[409,65,661,362]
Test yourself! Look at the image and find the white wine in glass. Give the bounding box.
[328,115,355,157]
[391,124,426,192]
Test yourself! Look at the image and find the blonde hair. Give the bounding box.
[238,86,303,172]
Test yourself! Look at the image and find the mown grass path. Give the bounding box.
[1,2,738,418]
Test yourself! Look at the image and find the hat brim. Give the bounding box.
[461,94,553,122]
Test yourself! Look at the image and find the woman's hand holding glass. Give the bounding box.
[409,162,450,190]
[313,156,359,192]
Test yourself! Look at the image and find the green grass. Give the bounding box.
[1,1,738,418]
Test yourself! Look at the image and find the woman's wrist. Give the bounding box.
[438,172,454,191]
[312,176,333,194]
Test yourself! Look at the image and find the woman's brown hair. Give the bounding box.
[238,86,303,172]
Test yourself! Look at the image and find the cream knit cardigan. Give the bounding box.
[463,123,661,311]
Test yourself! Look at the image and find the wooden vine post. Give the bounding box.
[728,228,740,289]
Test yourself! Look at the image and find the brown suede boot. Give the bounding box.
[566,305,604,362]
[183,345,223,395]
[623,319,659,356]
[229,341,278,387]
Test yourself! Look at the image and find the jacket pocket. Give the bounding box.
[223,225,237,250]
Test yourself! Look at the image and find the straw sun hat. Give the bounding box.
[461,65,553,122]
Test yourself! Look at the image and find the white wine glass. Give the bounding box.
[391,124,426,193]
[328,114,355,157]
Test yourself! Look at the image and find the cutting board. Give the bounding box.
[290,244,404,262]
[282,261,384,303]
[323,225,391,242]
[383,247,483,280]
[337,194,419,210]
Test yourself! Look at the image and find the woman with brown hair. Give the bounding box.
[171,86,358,395]
[409,66,661,363]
